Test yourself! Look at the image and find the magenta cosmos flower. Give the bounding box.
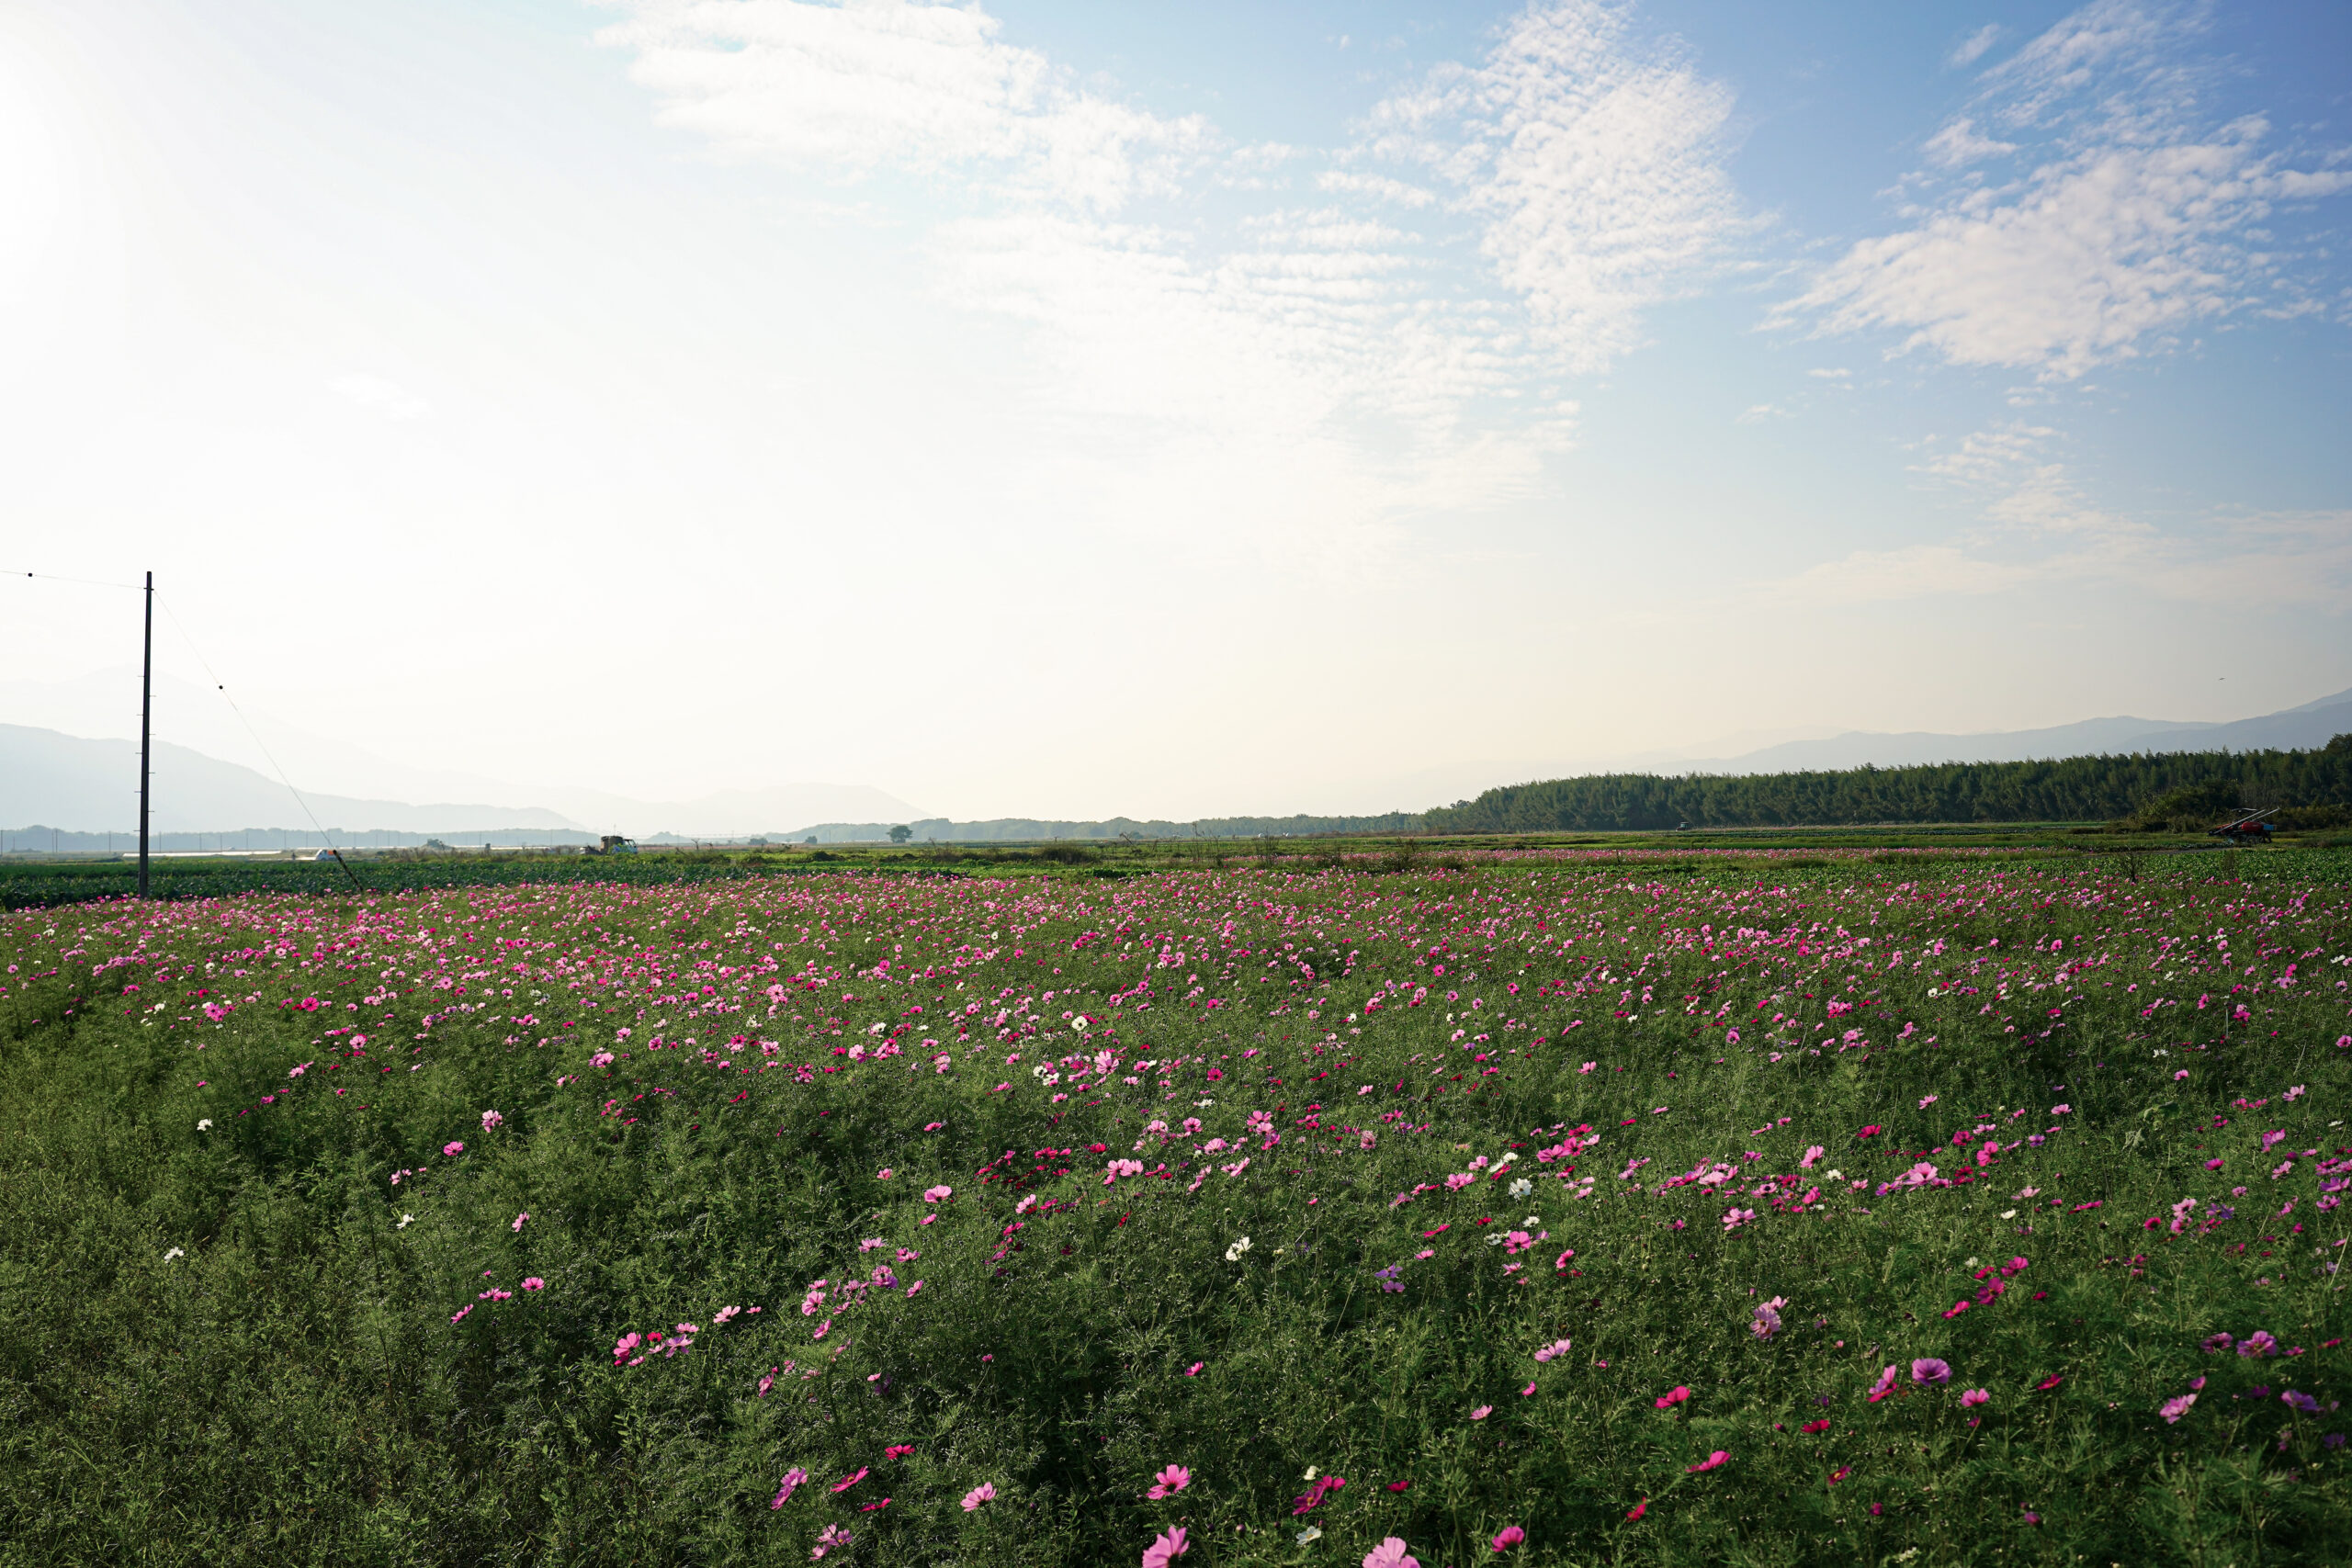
[1490,1524,1525,1551]
[960,1482,996,1510]
[1141,1525,1189,1567]
[1146,1464,1190,1499]
[1911,1359,1951,1387]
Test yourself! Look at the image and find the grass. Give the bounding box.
[2,847,2349,1565]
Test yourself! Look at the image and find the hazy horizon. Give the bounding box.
[6,0,2348,824]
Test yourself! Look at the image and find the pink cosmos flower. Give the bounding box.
[1687,1450,1727,1472]
[511,1212,529,1232]
[1799,1145,1825,1168]
[481,1109,503,1131]
[1960,1388,1990,1407]
[1655,1385,1690,1409]
[811,1522,851,1559]
[771,1467,808,1508]
[442,1141,465,1157]
[1533,1338,1573,1362]
[961,1482,996,1510]
[1363,1539,1419,1568]
[876,1168,894,1179]
[1470,1404,1493,1420]
[1911,1358,1951,1387]
[2160,1393,2198,1424]
[1185,1362,1204,1376]
[1866,1365,1899,1403]
[1146,1464,1191,1499]
[1490,1524,1525,1551]
[1141,1525,1189,1567]
[923,1185,952,1202]
[520,1277,545,1292]
[831,1467,868,1494]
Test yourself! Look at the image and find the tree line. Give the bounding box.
[1415,739,2352,834]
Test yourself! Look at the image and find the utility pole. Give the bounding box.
[139,570,153,898]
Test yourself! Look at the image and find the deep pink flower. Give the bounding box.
[442,1141,464,1156]
[771,1467,808,1508]
[830,1467,868,1494]
[1960,1387,1989,1407]
[1141,1525,1189,1567]
[1490,1524,1525,1551]
[520,1276,545,1292]
[961,1482,996,1510]
[1655,1385,1690,1409]
[1911,1358,1951,1387]
[1146,1464,1191,1499]
[1686,1450,1727,1473]
[923,1184,952,1202]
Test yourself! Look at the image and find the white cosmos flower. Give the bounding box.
[397,1213,416,1229]
[1225,1236,1251,1262]
[195,1119,212,1132]
[162,1247,185,1263]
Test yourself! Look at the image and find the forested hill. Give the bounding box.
[1419,740,2352,834]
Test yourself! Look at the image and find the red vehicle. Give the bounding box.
[2210,808,2275,844]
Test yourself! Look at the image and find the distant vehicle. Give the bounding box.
[591,835,639,855]
[310,849,345,863]
[2210,807,2275,844]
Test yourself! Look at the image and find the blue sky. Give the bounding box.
[2,0,2347,823]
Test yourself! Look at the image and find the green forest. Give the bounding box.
[1419,738,2352,834]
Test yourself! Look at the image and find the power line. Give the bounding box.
[153,593,364,891]
[4,568,149,592]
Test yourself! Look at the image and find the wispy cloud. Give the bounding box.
[597,0,1207,211]
[596,0,1749,525]
[1362,0,1750,372]
[1766,421,2352,609]
[1946,24,2002,69]
[1781,0,2352,380]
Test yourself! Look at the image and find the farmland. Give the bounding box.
[4,849,2351,1565]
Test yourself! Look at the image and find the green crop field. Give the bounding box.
[4,847,2350,1565]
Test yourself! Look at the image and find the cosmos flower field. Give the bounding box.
[4,851,2350,1565]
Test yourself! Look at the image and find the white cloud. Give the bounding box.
[1805,367,1850,379]
[593,0,1746,540]
[1920,117,2015,169]
[328,373,431,421]
[1783,0,2352,379]
[1761,418,2352,612]
[1775,543,2041,604]
[1947,24,2002,68]
[1314,169,1436,208]
[1736,402,1788,423]
[597,0,1207,212]
[1365,0,1748,372]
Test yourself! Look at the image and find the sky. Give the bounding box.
[3,0,2348,825]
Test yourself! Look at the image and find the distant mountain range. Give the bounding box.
[0,725,923,839]
[6,685,2348,840]
[1663,687,2352,776]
